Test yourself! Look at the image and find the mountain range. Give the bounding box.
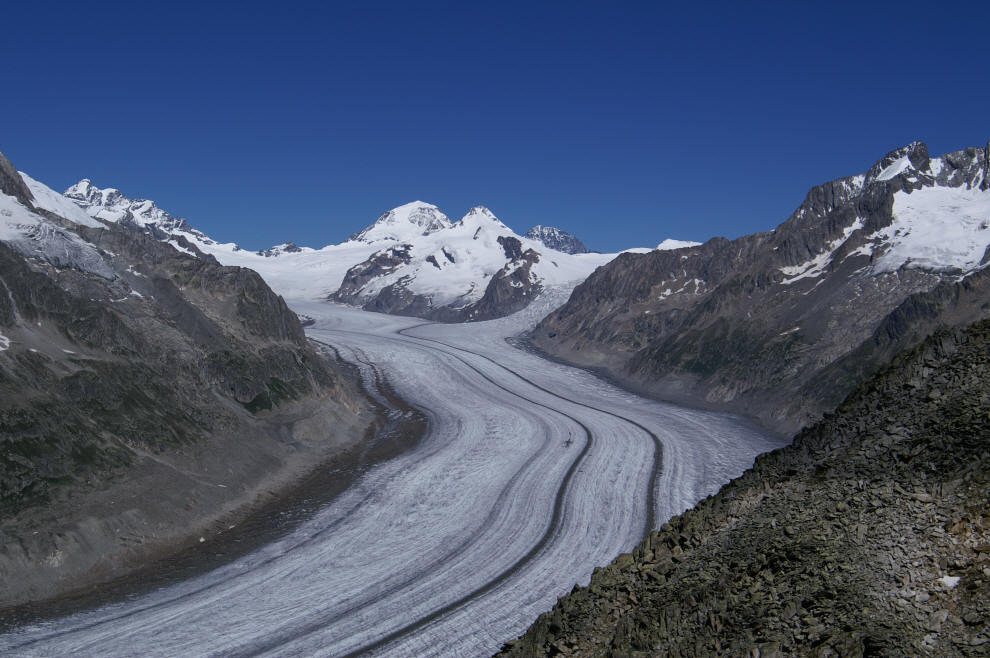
[63,185,641,321]
[532,140,990,435]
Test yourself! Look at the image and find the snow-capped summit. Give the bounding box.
[525,225,589,254]
[64,179,198,236]
[458,205,509,231]
[330,201,615,321]
[349,201,452,242]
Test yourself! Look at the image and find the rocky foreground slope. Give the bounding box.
[0,152,371,608]
[500,315,990,656]
[534,141,990,435]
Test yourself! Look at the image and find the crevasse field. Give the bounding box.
[0,290,782,657]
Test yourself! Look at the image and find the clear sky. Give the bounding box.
[3,1,988,252]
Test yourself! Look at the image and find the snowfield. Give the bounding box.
[0,291,782,657]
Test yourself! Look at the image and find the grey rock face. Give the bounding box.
[0,157,368,608]
[525,225,589,254]
[533,140,990,435]
[0,225,346,509]
[332,244,414,304]
[498,235,524,260]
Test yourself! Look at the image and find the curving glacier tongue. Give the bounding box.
[0,292,781,657]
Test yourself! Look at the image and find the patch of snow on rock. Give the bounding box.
[872,186,990,274]
[780,219,865,284]
[656,238,702,251]
[875,155,913,181]
[19,173,104,228]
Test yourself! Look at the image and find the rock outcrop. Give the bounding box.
[525,225,589,254]
[533,141,990,435]
[500,316,990,656]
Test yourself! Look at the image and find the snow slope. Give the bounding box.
[872,185,990,273]
[350,200,452,242]
[776,144,990,282]
[1,172,113,279]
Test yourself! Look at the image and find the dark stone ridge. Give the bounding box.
[525,225,589,254]
[499,316,990,656]
[533,140,990,435]
[499,235,524,261]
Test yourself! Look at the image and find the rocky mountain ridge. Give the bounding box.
[64,179,224,249]
[533,140,990,435]
[500,314,990,656]
[525,225,589,254]
[1,152,372,608]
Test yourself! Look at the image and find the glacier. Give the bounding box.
[0,290,782,657]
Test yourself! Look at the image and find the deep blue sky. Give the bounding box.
[3,1,988,252]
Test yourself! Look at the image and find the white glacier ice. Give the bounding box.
[0,291,783,657]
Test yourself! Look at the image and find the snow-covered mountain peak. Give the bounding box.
[525,225,589,254]
[458,206,509,231]
[349,201,451,243]
[64,178,94,197]
[64,179,183,230]
[64,178,130,208]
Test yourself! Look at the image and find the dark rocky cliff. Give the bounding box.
[533,141,990,435]
[500,316,990,656]
[0,153,371,608]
